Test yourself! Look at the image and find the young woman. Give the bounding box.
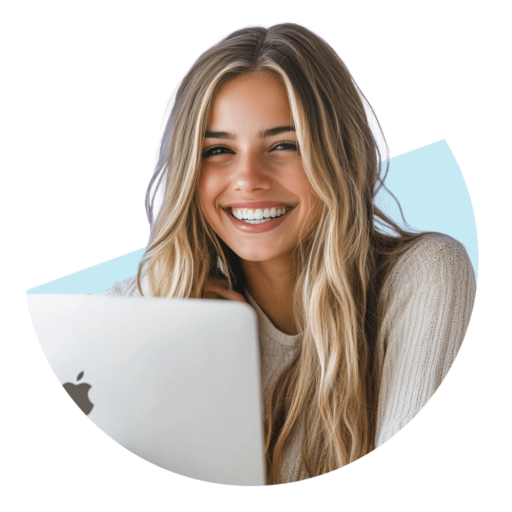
[107,23,476,484]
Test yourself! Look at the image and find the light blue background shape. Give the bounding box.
[27,139,478,295]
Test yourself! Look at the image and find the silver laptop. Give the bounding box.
[27,294,265,486]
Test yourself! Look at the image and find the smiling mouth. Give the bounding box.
[223,206,295,224]
[227,205,293,224]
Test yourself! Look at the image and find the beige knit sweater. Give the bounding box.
[107,232,476,483]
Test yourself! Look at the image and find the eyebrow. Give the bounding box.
[204,125,295,140]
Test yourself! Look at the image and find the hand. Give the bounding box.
[202,278,248,303]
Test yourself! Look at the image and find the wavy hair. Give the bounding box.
[137,23,425,483]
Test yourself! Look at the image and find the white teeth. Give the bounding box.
[230,205,291,223]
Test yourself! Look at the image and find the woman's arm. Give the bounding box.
[375,233,477,447]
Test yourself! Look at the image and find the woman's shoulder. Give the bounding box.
[106,275,141,296]
[382,233,477,324]
[375,232,477,446]
[385,232,476,292]
[379,232,477,326]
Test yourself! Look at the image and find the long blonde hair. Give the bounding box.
[138,23,425,483]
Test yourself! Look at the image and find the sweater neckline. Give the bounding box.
[244,288,301,347]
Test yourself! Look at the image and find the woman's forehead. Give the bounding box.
[206,72,293,135]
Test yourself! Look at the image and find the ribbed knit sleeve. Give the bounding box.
[106,275,141,296]
[374,233,476,447]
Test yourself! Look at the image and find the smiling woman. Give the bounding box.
[107,23,476,484]
[198,72,321,335]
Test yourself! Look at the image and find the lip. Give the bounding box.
[222,200,296,209]
[222,204,296,234]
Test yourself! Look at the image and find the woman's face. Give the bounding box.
[198,71,317,264]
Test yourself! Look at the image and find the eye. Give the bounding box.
[202,145,235,158]
[270,141,300,153]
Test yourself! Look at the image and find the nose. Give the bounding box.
[233,152,272,191]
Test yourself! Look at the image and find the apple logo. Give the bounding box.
[63,371,94,415]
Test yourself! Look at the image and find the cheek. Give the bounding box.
[198,169,227,209]
[197,176,218,226]
[198,168,215,204]
[197,175,207,206]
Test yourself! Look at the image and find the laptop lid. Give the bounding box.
[27,294,265,486]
